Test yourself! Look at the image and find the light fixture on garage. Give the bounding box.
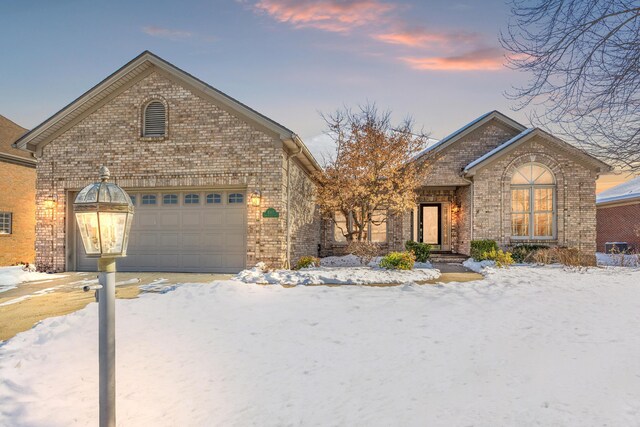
[250,190,262,207]
[73,165,134,427]
[43,199,56,210]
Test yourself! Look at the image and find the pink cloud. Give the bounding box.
[374,28,481,48]
[401,47,505,71]
[252,0,396,32]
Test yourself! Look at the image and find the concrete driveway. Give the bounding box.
[0,271,232,342]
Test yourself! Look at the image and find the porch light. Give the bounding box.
[250,190,262,207]
[73,165,134,427]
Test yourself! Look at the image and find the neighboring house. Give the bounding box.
[14,51,321,273]
[0,114,36,265]
[596,176,640,252]
[321,111,610,257]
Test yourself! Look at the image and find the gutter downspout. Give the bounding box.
[284,137,302,269]
[460,173,474,250]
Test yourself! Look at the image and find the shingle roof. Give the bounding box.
[412,110,527,161]
[463,127,610,175]
[596,176,640,205]
[0,115,33,163]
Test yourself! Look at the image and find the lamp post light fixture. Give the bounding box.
[250,190,262,207]
[73,166,134,427]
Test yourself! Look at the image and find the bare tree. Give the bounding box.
[501,0,640,170]
[315,104,429,242]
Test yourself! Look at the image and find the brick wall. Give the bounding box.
[418,120,521,186]
[596,202,640,252]
[473,135,598,252]
[0,162,36,265]
[286,156,321,265]
[384,119,598,256]
[35,70,312,272]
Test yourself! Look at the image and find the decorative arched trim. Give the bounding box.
[501,153,565,242]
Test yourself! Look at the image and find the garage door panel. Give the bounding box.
[203,212,225,226]
[225,212,246,226]
[159,233,180,249]
[138,212,160,227]
[137,232,160,249]
[160,212,180,227]
[77,189,247,273]
[224,235,246,251]
[181,233,203,249]
[181,211,202,228]
[223,254,246,269]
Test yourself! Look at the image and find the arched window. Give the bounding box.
[143,100,166,137]
[511,163,555,239]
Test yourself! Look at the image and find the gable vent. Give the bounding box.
[143,101,166,137]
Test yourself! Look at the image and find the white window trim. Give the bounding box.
[510,163,557,240]
[0,212,12,235]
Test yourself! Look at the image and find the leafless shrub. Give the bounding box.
[530,247,596,267]
[346,241,382,266]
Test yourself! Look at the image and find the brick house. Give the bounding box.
[321,111,610,257]
[15,52,610,272]
[0,114,36,265]
[596,177,640,252]
[14,51,321,273]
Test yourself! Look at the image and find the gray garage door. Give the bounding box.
[76,189,246,273]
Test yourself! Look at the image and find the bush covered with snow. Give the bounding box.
[235,260,439,285]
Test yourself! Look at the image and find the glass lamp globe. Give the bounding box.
[73,166,135,258]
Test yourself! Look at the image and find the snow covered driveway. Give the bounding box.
[2,265,640,426]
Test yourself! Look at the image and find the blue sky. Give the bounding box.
[0,0,532,158]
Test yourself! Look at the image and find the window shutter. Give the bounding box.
[144,101,166,136]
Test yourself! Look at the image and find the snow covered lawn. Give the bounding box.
[0,266,56,293]
[2,265,640,425]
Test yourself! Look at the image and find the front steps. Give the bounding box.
[430,252,469,264]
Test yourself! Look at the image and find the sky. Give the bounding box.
[1,0,534,159]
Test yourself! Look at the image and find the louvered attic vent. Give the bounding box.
[143,101,166,137]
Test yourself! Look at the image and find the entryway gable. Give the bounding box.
[415,110,526,161]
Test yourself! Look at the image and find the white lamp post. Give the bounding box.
[74,166,134,427]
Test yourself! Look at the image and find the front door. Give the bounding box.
[419,204,441,248]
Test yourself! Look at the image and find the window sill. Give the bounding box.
[509,237,558,243]
[139,136,168,142]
